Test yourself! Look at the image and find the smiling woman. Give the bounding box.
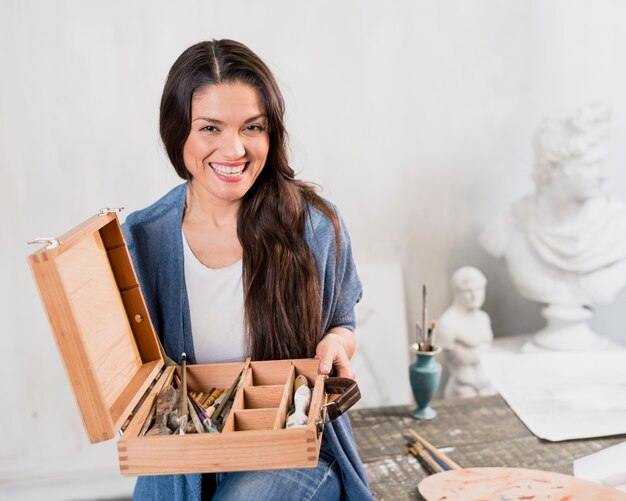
[182,83,270,270]
[122,39,372,500]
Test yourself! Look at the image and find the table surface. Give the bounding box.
[350,394,626,501]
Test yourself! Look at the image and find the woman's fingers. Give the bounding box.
[333,349,356,379]
[316,338,335,375]
[315,336,356,379]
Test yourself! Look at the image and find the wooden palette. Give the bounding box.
[418,467,626,501]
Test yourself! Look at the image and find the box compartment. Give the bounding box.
[119,362,325,475]
[242,386,285,409]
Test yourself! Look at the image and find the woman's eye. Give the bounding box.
[200,125,220,133]
[244,124,266,133]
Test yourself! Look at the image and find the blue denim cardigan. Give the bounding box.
[122,183,372,501]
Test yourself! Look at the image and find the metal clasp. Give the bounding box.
[315,374,331,438]
[98,207,125,216]
[315,401,336,438]
[27,238,60,250]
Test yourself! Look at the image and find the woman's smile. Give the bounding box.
[209,161,248,182]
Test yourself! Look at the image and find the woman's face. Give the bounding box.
[183,82,270,205]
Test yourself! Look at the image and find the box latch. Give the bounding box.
[27,238,60,249]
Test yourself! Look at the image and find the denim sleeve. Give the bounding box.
[304,199,363,333]
[329,210,362,331]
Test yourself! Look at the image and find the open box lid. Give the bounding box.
[28,210,166,444]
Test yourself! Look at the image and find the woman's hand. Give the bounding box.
[315,327,357,379]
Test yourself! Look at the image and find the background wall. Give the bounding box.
[3,0,626,498]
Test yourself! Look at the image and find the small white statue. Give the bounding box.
[438,267,495,398]
[479,103,626,350]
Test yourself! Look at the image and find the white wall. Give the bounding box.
[3,0,626,496]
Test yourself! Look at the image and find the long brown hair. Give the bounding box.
[160,39,339,360]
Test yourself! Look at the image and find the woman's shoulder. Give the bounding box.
[122,183,187,256]
[124,183,187,229]
[305,196,346,235]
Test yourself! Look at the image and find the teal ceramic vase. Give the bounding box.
[409,347,442,420]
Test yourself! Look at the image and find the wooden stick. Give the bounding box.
[408,429,461,470]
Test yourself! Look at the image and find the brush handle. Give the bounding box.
[408,429,461,470]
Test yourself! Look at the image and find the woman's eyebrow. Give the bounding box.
[191,114,267,124]
[192,117,224,124]
[244,114,267,123]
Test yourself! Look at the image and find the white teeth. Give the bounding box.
[210,163,245,176]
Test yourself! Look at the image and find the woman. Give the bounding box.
[123,40,371,500]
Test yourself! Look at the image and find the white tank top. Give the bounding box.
[182,231,247,364]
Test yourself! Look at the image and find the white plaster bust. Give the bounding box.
[479,104,626,350]
[438,267,495,398]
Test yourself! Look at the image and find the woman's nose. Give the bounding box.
[219,132,245,160]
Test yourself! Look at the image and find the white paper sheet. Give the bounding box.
[480,352,626,441]
[574,441,626,493]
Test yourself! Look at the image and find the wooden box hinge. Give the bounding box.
[98,207,125,216]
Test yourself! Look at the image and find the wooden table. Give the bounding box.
[349,394,626,501]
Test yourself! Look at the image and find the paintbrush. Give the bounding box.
[178,353,188,435]
[409,444,444,473]
[139,398,158,437]
[214,358,251,430]
[205,392,225,420]
[408,429,461,470]
[200,388,216,407]
[203,388,222,408]
[409,445,436,474]
[213,359,251,422]
[187,398,204,434]
[428,320,438,350]
[412,322,422,353]
[141,367,178,436]
[422,284,429,351]
[414,440,448,471]
[189,394,218,432]
[215,399,235,432]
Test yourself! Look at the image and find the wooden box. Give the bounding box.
[27,211,331,476]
